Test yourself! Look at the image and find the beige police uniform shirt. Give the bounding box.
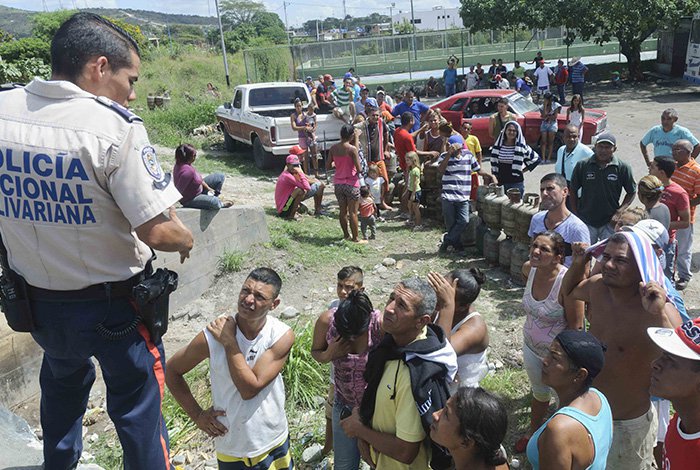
[0,79,181,290]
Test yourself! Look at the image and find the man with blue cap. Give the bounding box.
[436,134,496,253]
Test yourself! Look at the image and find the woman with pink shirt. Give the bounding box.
[173,143,232,210]
[327,124,364,243]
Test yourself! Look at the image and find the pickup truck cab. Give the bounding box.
[216,82,344,169]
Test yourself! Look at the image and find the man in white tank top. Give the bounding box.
[166,268,295,470]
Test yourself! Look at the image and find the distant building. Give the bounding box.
[393,6,461,31]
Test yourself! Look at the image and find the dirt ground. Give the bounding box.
[11,77,700,469]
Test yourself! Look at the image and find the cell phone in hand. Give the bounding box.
[340,406,352,420]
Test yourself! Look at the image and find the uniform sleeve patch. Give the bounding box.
[141,146,165,182]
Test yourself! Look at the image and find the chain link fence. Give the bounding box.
[243,28,657,83]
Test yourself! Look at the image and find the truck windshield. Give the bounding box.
[249,87,309,107]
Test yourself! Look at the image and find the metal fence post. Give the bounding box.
[408,48,412,79]
[244,50,250,83]
[461,29,465,75]
[352,38,357,72]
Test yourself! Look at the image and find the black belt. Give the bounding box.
[27,272,146,302]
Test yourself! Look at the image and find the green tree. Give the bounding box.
[220,0,267,30]
[0,28,12,43]
[395,19,413,35]
[0,37,50,62]
[460,0,700,80]
[31,10,77,40]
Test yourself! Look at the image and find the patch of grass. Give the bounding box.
[218,250,245,274]
[283,320,330,409]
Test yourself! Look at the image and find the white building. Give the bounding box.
[393,6,462,31]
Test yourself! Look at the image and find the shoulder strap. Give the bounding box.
[95,96,143,123]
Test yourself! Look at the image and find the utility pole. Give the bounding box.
[410,0,417,60]
[316,19,320,42]
[389,3,395,36]
[283,1,291,45]
[214,0,231,87]
[343,0,348,37]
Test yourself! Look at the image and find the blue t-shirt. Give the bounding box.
[556,143,595,182]
[570,62,588,83]
[516,78,532,95]
[527,388,612,470]
[353,84,362,102]
[443,68,458,86]
[392,101,430,132]
[641,125,699,158]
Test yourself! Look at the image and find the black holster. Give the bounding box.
[132,267,178,344]
[0,269,35,332]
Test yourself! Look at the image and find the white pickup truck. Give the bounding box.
[216,82,345,170]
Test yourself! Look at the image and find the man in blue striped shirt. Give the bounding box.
[437,134,497,253]
[569,57,588,97]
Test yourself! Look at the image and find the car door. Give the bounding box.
[226,89,243,140]
[462,97,495,147]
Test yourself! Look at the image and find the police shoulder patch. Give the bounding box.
[95,96,143,123]
[141,145,166,184]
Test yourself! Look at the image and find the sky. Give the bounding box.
[3,0,462,28]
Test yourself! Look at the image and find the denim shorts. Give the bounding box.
[540,120,558,133]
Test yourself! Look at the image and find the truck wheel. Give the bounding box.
[223,128,237,152]
[253,137,277,170]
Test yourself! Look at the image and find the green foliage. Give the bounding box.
[220,0,267,29]
[245,43,292,82]
[218,250,245,273]
[0,57,50,83]
[0,28,12,42]
[0,36,50,62]
[144,100,219,148]
[283,321,330,408]
[107,16,147,48]
[31,10,76,40]
[301,13,391,37]
[395,19,414,35]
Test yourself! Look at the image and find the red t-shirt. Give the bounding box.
[663,414,700,470]
[394,127,416,171]
[672,158,700,223]
[661,181,690,241]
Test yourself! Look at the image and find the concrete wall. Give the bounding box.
[0,206,269,409]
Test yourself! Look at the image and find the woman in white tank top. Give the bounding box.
[515,230,585,453]
[566,94,585,140]
[430,267,490,393]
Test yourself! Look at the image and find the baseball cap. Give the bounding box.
[365,97,378,108]
[305,75,313,81]
[596,132,617,146]
[344,72,353,79]
[323,74,333,81]
[648,318,700,361]
[622,219,669,250]
[555,330,606,380]
[286,154,300,165]
[495,74,502,80]
[448,134,464,146]
[376,89,385,95]
[289,145,305,155]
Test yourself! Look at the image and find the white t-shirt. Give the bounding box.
[533,66,553,88]
[366,176,385,202]
[528,210,590,267]
[204,316,291,457]
[466,72,479,90]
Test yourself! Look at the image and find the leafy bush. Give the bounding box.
[0,36,50,62]
[143,100,219,148]
[218,250,245,273]
[0,57,50,83]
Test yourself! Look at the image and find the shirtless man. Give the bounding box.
[562,234,682,470]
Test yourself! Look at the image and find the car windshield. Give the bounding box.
[507,93,539,114]
[249,87,309,107]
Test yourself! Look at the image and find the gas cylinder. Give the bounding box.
[484,228,504,266]
[475,217,488,255]
[483,185,507,230]
[501,189,523,238]
[510,241,530,285]
[515,193,541,242]
[499,236,514,271]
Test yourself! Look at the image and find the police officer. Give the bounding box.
[0,13,193,469]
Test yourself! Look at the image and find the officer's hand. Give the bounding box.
[168,207,193,263]
[207,316,238,349]
[195,407,228,437]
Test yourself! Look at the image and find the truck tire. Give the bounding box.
[253,137,277,170]
[223,127,237,152]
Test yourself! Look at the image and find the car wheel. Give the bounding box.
[253,137,277,170]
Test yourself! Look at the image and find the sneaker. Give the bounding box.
[298,203,309,214]
[676,278,690,291]
[438,242,449,253]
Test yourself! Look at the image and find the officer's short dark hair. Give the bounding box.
[401,111,415,127]
[654,156,676,178]
[247,267,282,298]
[51,12,140,82]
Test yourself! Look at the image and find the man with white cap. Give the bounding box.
[648,318,700,468]
[274,154,325,219]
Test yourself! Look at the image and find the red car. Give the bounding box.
[430,90,607,148]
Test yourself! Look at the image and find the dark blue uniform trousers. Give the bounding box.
[30,297,170,470]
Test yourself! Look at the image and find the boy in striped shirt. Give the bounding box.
[437,134,496,253]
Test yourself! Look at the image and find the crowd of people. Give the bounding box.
[5,11,700,470]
